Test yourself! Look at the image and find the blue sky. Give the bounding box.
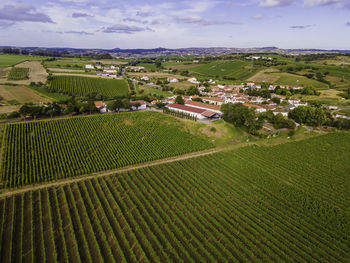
[0,0,350,49]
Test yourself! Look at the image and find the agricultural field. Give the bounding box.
[48,76,129,98]
[190,60,262,80]
[0,133,349,262]
[7,67,29,80]
[0,84,51,109]
[0,54,45,68]
[0,111,214,187]
[138,85,172,97]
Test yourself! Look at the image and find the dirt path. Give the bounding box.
[0,146,233,199]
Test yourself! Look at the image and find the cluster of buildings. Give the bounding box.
[163,82,309,120]
[126,66,145,72]
[85,64,119,77]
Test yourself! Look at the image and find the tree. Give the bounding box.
[271,97,281,104]
[175,96,184,105]
[155,102,166,108]
[122,99,131,110]
[288,106,326,126]
[186,87,200,96]
[133,102,141,110]
[107,101,117,112]
[221,103,262,135]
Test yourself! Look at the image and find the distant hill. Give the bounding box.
[1,46,350,57]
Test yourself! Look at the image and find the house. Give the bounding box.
[103,69,117,74]
[94,101,107,113]
[85,64,95,69]
[243,103,266,113]
[167,103,219,119]
[127,66,145,72]
[141,76,150,81]
[200,97,225,106]
[130,100,147,110]
[188,77,200,84]
[167,77,179,83]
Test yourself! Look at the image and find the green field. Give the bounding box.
[7,67,29,80]
[190,60,261,80]
[0,54,44,68]
[0,111,214,187]
[0,133,349,262]
[49,76,129,98]
[139,85,172,97]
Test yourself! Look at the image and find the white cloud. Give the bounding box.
[259,0,295,7]
[303,0,342,6]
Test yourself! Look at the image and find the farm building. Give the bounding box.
[185,100,222,114]
[167,103,219,119]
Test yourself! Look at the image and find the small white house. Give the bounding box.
[141,76,150,81]
[130,101,147,110]
[85,64,95,69]
[188,77,200,84]
[104,69,117,74]
[167,77,179,83]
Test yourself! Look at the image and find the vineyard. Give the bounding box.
[0,133,349,262]
[7,67,29,80]
[48,76,129,98]
[0,111,213,187]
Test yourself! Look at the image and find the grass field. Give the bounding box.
[0,111,214,187]
[49,76,129,98]
[190,60,262,80]
[0,84,52,113]
[0,133,349,262]
[0,54,45,68]
[138,85,172,97]
[7,68,29,80]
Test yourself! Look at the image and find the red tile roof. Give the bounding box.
[167,103,205,114]
[201,110,217,117]
[185,100,221,111]
[201,97,225,103]
[94,101,105,108]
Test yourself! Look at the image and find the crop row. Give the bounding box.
[7,67,29,80]
[48,76,129,98]
[0,133,349,262]
[0,111,213,187]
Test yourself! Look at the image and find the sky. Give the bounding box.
[0,0,350,49]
